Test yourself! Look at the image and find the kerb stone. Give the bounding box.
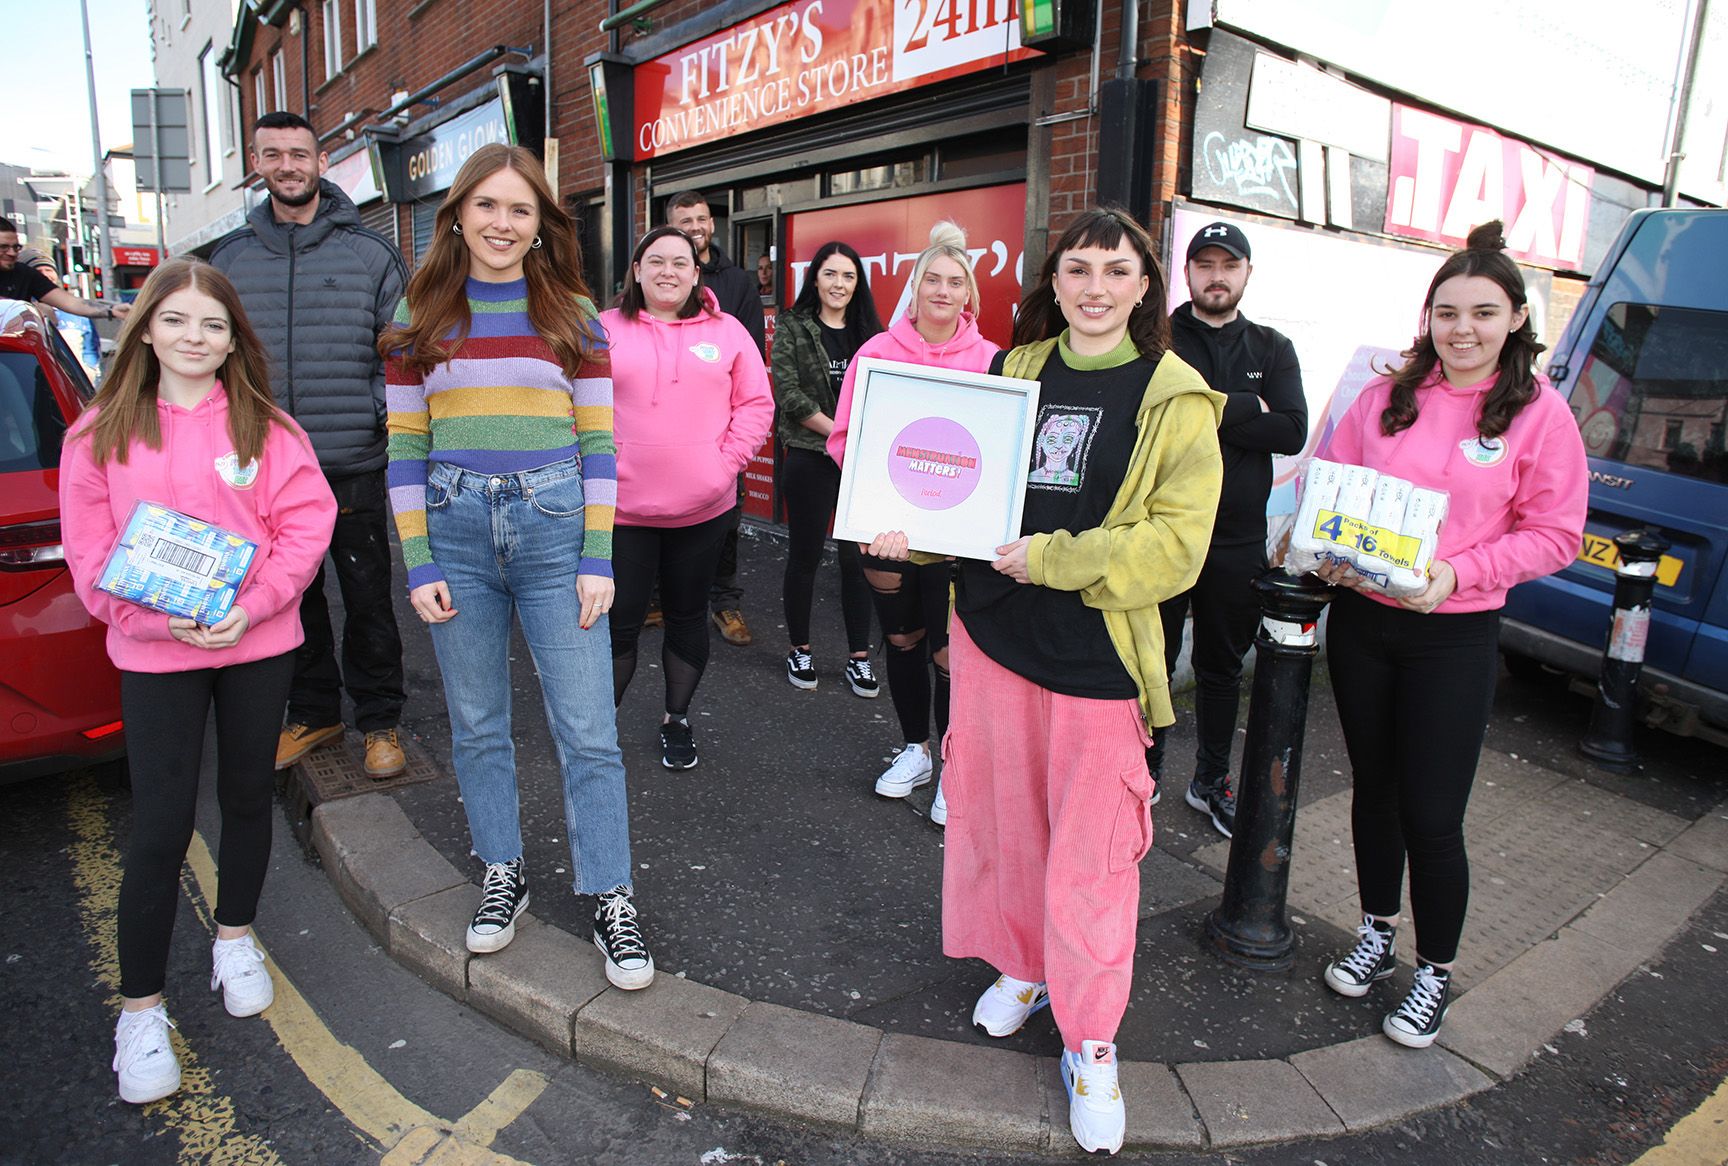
[311,793,465,938]
[707,1001,881,1129]
[571,974,747,1101]
[1290,1036,1492,1131]
[468,921,610,1057]
[1177,1059,1344,1148]
[388,883,529,1001]
[860,1034,1045,1152]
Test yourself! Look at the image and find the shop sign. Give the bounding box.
[399,97,513,201]
[113,246,160,267]
[783,183,1027,349]
[325,143,384,206]
[1385,105,1593,271]
[633,0,1035,161]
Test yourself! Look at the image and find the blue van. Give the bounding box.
[1500,208,1728,746]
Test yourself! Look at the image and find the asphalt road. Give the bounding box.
[2,528,1723,1164]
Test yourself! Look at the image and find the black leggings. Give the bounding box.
[1326,592,1501,965]
[780,447,872,652]
[611,512,732,716]
[118,651,295,999]
[863,555,953,744]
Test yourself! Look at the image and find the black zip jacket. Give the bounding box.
[699,243,766,358]
[1170,301,1307,546]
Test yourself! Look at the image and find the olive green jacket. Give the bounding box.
[769,309,837,454]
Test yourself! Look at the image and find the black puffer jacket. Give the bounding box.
[699,243,766,358]
[210,181,407,477]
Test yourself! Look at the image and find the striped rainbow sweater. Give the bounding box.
[385,277,617,589]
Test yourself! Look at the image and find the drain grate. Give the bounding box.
[292,732,441,805]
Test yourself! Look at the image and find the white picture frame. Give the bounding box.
[833,358,1042,560]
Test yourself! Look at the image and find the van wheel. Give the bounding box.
[1502,650,1565,685]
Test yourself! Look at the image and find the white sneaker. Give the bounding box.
[972,974,1049,1037]
[930,779,948,827]
[211,933,274,1017]
[874,744,933,797]
[1062,1040,1126,1155]
[114,1004,181,1104]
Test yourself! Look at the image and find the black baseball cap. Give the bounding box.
[1187,221,1251,262]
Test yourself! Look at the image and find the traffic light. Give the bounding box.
[92,267,103,297]
[71,246,87,273]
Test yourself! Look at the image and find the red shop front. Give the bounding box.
[608,0,1038,523]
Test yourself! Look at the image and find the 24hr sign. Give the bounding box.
[632,0,1034,160]
[1384,104,1594,271]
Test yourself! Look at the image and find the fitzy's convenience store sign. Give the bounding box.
[633,0,1033,160]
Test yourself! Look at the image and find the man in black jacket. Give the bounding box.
[1155,222,1308,837]
[666,191,767,647]
[210,112,409,779]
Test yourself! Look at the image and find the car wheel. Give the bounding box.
[1502,650,1566,686]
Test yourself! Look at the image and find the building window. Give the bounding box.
[272,48,288,112]
[354,0,377,52]
[200,44,224,184]
[322,0,343,79]
[254,67,267,117]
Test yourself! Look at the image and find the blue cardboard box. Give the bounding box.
[97,502,257,625]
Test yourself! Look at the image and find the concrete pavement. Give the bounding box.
[293,530,1728,1156]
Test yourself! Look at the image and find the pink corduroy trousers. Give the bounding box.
[941,615,1157,1052]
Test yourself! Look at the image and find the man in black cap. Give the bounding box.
[1153,221,1307,837]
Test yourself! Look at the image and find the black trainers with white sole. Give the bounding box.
[1322,915,1397,997]
[1185,774,1236,837]
[593,885,655,989]
[466,858,529,953]
[1383,962,1451,1048]
[660,718,698,769]
[845,656,880,698]
[786,647,817,690]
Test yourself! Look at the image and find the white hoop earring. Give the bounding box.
[531,236,543,249]
[452,223,462,235]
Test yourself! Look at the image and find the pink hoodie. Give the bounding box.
[58,383,337,672]
[826,311,1000,467]
[1320,368,1587,612]
[601,292,774,527]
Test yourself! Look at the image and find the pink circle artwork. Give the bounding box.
[887,417,983,511]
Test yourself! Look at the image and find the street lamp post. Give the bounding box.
[79,0,114,287]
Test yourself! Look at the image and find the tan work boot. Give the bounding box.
[275,722,344,770]
[711,609,752,646]
[363,729,407,779]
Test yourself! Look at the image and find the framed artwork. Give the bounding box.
[833,358,1041,560]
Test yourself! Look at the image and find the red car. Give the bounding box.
[0,301,124,781]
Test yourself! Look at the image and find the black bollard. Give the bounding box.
[1578,529,1671,773]
[1206,571,1338,971]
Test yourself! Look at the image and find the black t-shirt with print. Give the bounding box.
[955,349,1147,699]
[0,264,59,303]
[818,322,852,399]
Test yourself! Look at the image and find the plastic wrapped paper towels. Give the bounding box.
[1286,459,1448,597]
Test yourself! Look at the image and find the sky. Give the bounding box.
[0,0,156,177]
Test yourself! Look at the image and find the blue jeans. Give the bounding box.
[425,459,632,894]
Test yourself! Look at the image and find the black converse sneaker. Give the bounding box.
[1383,962,1452,1048]
[844,656,880,698]
[786,647,818,690]
[1323,915,1397,997]
[466,858,529,954]
[593,885,655,990]
[660,718,698,769]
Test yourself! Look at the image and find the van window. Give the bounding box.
[1567,302,1728,484]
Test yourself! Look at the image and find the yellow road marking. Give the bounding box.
[1629,1075,1728,1165]
[66,778,287,1166]
[67,774,547,1163]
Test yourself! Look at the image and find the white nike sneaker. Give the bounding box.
[1062,1039,1125,1155]
[971,974,1050,1037]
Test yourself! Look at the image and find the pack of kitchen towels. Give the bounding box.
[1286,459,1447,596]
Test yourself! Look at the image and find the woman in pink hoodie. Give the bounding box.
[602,227,773,770]
[58,259,336,1105]
[826,222,999,818]
[1314,222,1587,1049]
